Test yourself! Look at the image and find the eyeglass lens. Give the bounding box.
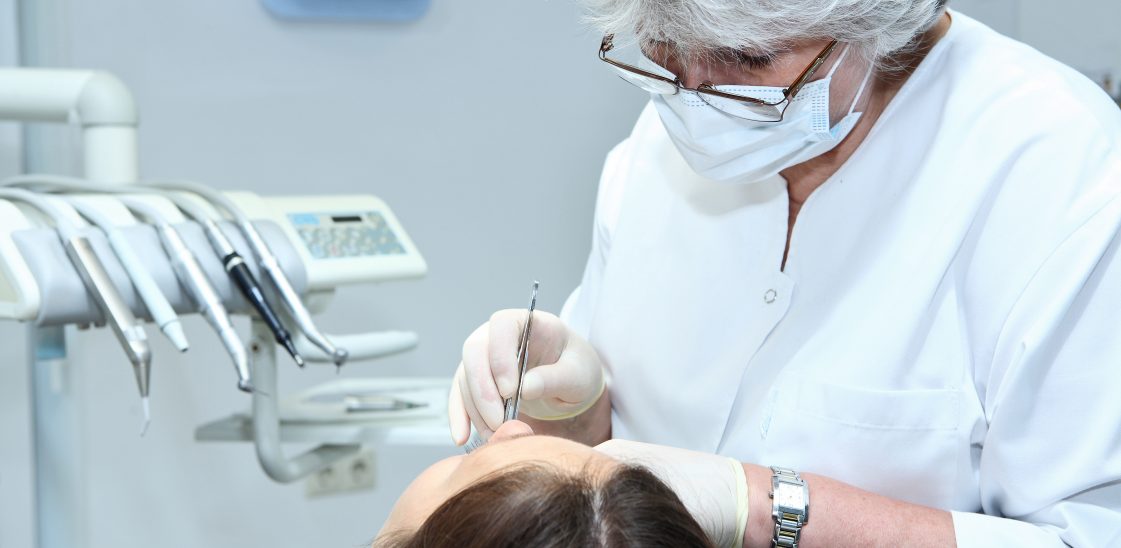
[606,60,787,121]
[603,40,789,121]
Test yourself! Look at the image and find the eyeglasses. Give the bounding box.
[598,34,840,122]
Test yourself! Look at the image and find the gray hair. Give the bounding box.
[583,0,949,63]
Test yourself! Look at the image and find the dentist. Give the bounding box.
[451,1,1121,546]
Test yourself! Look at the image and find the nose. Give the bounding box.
[490,420,535,442]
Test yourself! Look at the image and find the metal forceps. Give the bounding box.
[464,280,538,453]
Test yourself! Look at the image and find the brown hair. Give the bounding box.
[375,463,713,548]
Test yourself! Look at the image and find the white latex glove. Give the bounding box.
[596,439,749,548]
[448,309,606,445]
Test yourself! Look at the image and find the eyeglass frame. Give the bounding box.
[598,34,841,120]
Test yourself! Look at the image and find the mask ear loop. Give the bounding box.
[824,45,852,80]
[846,59,876,116]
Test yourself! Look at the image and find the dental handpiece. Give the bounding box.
[171,197,303,367]
[68,201,190,353]
[139,180,348,366]
[225,250,304,366]
[122,199,253,392]
[158,220,253,392]
[64,236,153,408]
[242,224,347,366]
[0,188,153,433]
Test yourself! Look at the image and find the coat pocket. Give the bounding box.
[764,375,963,508]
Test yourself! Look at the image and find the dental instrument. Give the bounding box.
[140,180,348,367]
[464,280,539,453]
[0,188,153,433]
[168,194,304,367]
[120,197,254,392]
[341,395,426,413]
[504,280,538,422]
[66,200,190,353]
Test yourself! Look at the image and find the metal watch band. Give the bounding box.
[770,466,809,548]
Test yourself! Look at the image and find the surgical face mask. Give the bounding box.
[652,47,874,184]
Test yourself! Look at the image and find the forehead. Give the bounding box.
[466,435,618,484]
[470,433,598,463]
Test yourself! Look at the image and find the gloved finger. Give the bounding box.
[520,356,602,404]
[462,323,505,431]
[524,311,569,367]
[458,361,495,440]
[487,309,528,398]
[448,365,471,445]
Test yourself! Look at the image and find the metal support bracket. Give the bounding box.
[249,320,361,483]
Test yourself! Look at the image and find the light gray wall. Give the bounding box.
[0,1,1118,547]
[953,0,1121,94]
[0,2,34,547]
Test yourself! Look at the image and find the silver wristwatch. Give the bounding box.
[770,466,809,548]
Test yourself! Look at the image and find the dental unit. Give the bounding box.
[0,68,428,548]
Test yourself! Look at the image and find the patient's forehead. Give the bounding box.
[466,433,618,474]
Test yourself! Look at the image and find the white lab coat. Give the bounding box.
[561,12,1121,547]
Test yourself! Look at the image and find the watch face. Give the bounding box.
[774,483,805,509]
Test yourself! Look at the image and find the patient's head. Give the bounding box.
[375,421,712,548]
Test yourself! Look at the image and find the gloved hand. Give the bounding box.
[596,439,749,548]
[448,309,606,445]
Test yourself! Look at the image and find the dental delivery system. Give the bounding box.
[2,176,305,368]
[0,70,429,548]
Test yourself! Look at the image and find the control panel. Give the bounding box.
[228,192,427,291]
[289,211,406,260]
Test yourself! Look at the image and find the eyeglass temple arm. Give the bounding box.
[599,34,680,85]
[784,40,840,98]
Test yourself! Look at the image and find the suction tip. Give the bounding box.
[237,379,254,393]
[140,397,151,437]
